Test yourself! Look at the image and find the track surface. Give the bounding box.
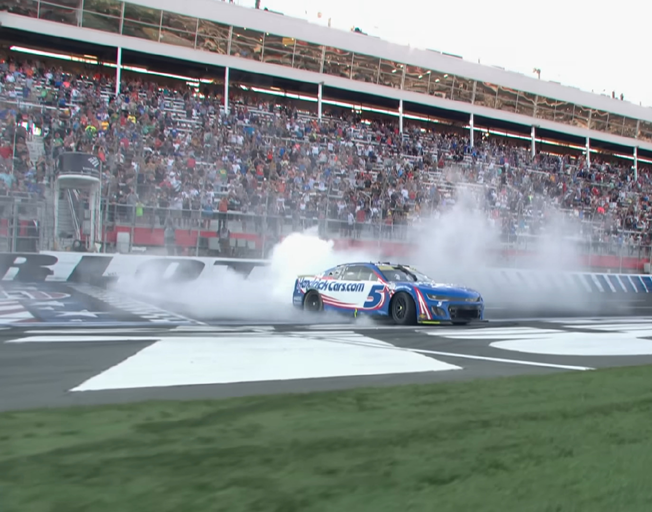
[3,318,652,412]
[4,280,652,325]
[3,281,652,412]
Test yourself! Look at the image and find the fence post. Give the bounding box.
[195,215,200,257]
[102,198,108,253]
[129,203,135,253]
[10,199,18,253]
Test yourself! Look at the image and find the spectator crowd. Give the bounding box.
[1,53,652,255]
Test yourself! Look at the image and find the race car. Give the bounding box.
[292,262,484,325]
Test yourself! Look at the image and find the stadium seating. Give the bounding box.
[1,54,651,261]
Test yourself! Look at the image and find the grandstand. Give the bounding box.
[0,0,651,272]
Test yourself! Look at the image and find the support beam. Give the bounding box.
[469,113,474,148]
[318,82,323,120]
[531,126,536,158]
[10,199,17,252]
[115,47,122,97]
[586,137,591,168]
[11,119,16,175]
[89,186,96,250]
[224,67,230,115]
[398,99,404,134]
[53,180,59,251]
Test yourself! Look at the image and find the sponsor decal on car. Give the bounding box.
[300,279,365,293]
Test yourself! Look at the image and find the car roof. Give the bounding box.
[334,262,406,268]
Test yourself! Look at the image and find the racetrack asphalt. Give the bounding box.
[3,280,652,412]
[3,318,652,412]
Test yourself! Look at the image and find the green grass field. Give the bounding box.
[3,366,652,512]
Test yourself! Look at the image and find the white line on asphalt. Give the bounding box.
[406,348,594,371]
[290,332,593,371]
[424,328,561,337]
[171,325,276,332]
[23,329,161,334]
[304,324,455,331]
[5,336,161,343]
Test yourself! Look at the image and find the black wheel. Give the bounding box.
[390,292,417,325]
[303,291,323,313]
[452,320,470,326]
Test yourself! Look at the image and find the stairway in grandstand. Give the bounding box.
[55,189,80,250]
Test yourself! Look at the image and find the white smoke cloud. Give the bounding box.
[111,228,376,321]
[409,204,501,278]
[402,189,600,314]
[110,187,619,321]
[265,227,374,303]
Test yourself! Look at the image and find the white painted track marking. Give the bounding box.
[171,325,275,332]
[554,318,636,324]
[427,328,563,339]
[304,324,431,330]
[491,332,652,357]
[70,333,461,392]
[557,323,652,332]
[289,331,594,370]
[6,336,161,344]
[427,323,652,357]
[408,348,594,371]
[23,329,164,335]
[544,317,652,324]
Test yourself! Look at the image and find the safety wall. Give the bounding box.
[1,252,652,299]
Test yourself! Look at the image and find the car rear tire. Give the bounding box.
[391,292,416,325]
[303,291,323,313]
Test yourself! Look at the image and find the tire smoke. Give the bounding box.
[112,229,376,322]
[406,201,594,315]
[112,195,629,320]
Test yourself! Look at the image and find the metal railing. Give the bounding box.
[94,202,652,271]
[2,195,650,273]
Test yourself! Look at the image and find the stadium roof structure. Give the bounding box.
[2,0,652,163]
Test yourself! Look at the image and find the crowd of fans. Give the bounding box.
[1,53,652,255]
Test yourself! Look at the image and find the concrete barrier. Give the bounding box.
[0,252,264,284]
[1,252,651,292]
[1,252,651,317]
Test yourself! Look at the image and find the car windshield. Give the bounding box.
[378,265,431,282]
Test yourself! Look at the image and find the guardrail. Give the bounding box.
[1,252,651,319]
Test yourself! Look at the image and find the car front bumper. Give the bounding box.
[419,300,484,323]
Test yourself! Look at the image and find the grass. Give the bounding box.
[3,367,652,512]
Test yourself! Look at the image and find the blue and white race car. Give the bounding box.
[292,262,484,325]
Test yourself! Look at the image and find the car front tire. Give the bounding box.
[390,292,417,325]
